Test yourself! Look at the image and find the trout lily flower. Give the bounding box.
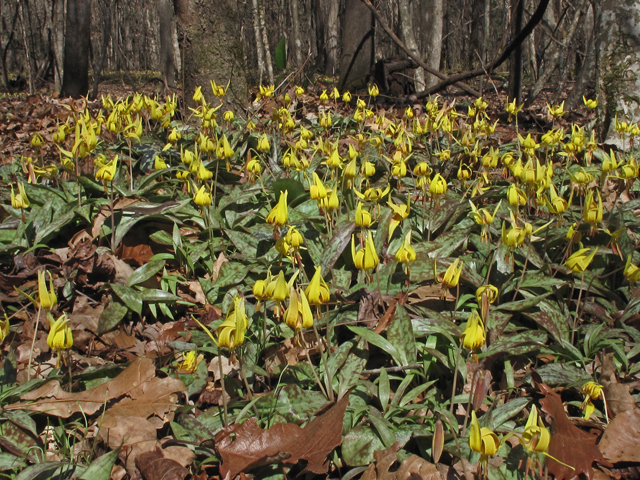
[355,184,391,202]
[0,314,9,344]
[178,350,204,373]
[352,232,379,271]
[582,189,603,228]
[95,155,118,182]
[193,185,212,207]
[284,287,314,331]
[583,96,597,109]
[47,313,73,354]
[429,173,447,196]
[624,254,640,284]
[38,270,58,311]
[469,410,499,459]
[522,405,550,453]
[435,258,463,295]
[394,230,416,270]
[387,200,410,240]
[565,247,597,273]
[470,201,501,242]
[305,266,330,305]
[581,381,605,420]
[216,295,248,350]
[462,311,485,350]
[310,172,328,200]
[10,183,30,211]
[266,190,289,226]
[355,202,373,228]
[476,284,498,322]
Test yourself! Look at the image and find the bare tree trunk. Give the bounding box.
[399,0,425,91]
[290,0,303,68]
[567,2,594,109]
[2,3,21,91]
[251,0,266,84]
[19,0,36,94]
[422,0,444,90]
[90,0,111,99]
[158,0,176,88]
[321,0,339,75]
[479,0,490,93]
[509,0,524,103]
[60,0,91,98]
[258,0,274,83]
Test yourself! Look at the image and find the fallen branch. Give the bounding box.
[417,0,551,97]
[359,0,480,98]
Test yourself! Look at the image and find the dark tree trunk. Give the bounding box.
[158,0,176,88]
[177,0,248,112]
[60,0,92,98]
[509,0,524,103]
[338,0,373,91]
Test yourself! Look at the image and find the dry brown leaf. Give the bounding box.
[599,353,636,417]
[361,442,441,480]
[210,252,228,284]
[215,393,350,478]
[135,447,190,480]
[18,357,155,417]
[598,408,640,463]
[100,415,158,474]
[538,382,611,480]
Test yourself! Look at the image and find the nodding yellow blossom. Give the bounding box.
[0,314,9,344]
[470,201,501,242]
[506,97,523,120]
[355,202,373,228]
[211,80,228,97]
[310,172,328,200]
[253,271,272,302]
[284,226,304,250]
[413,162,431,177]
[193,86,203,103]
[475,285,499,305]
[342,91,352,103]
[435,258,463,290]
[284,287,314,331]
[582,189,603,226]
[501,218,532,249]
[565,247,597,273]
[395,230,416,265]
[581,381,604,419]
[178,350,204,373]
[223,110,234,122]
[546,183,570,215]
[368,84,379,98]
[305,266,330,305]
[507,184,527,207]
[522,405,550,453]
[154,155,167,170]
[518,133,540,156]
[95,156,118,182]
[361,160,376,178]
[624,254,640,284]
[354,184,390,202]
[47,313,73,351]
[266,270,290,303]
[583,96,597,109]
[352,232,379,271]
[31,133,44,150]
[266,190,289,226]
[469,411,499,456]
[38,270,57,311]
[193,185,212,207]
[217,295,248,349]
[10,183,30,210]
[257,134,270,152]
[462,311,485,350]
[429,173,447,196]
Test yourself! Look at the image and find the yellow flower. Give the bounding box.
[305,266,330,305]
[470,201,501,227]
[47,313,73,351]
[354,184,391,202]
[436,258,463,290]
[319,90,329,102]
[266,190,289,226]
[429,173,447,196]
[582,189,603,226]
[352,232,379,271]
[395,230,416,264]
[218,134,234,159]
[211,80,228,97]
[462,311,485,350]
[506,97,522,119]
[154,155,167,170]
[95,156,118,182]
[31,133,44,150]
[501,214,532,248]
[518,133,540,156]
[523,405,550,452]
[581,381,603,419]
[368,84,379,98]
[475,285,499,305]
[223,110,234,122]
[217,295,248,349]
[342,91,352,103]
[257,134,270,152]
[547,183,571,215]
[583,96,597,109]
[387,200,410,240]
[547,101,566,118]
[284,226,304,250]
[624,254,640,284]
[253,272,272,301]
[355,202,373,228]
[178,350,204,373]
[414,162,431,177]
[469,411,499,456]
[38,270,57,311]
[266,270,290,303]
[10,183,30,210]
[193,186,211,207]
[0,314,9,343]
[193,86,203,103]
[247,158,261,176]
[284,287,314,331]
[565,247,598,273]
[361,160,376,178]
[325,188,340,210]
[310,172,328,200]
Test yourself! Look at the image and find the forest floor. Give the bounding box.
[0,76,638,480]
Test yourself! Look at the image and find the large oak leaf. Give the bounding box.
[215,393,349,478]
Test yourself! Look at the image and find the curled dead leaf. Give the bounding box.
[599,408,640,463]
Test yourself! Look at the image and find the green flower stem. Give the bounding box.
[26,307,42,381]
[218,349,228,427]
[449,336,464,415]
[311,322,334,402]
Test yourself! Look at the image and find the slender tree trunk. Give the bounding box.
[567,2,594,109]
[251,0,266,84]
[2,3,21,91]
[422,0,444,90]
[60,0,91,98]
[290,0,303,68]
[158,0,176,88]
[19,0,36,94]
[509,0,524,103]
[399,0,425,91]
[90,0,111,100]
[258,0,274,83]
[321,0,339,75]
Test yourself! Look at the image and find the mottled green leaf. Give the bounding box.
[127,259,165,287]
[110,284,143,315]
[256,384,329,424]
[321,221,355,272]
[79,448,120,480]
[386,304,416,365]
[97,299,128,335]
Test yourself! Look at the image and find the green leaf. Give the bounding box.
[127,259,165,287]
[496,291,554,312]
[0,420,41,463]
[337,338,368,400]
[110,284,143,315]
[149,229,174,246]
[256,384,329,424]
[535,363,592,387]
[225,229,258,258]
[79,448,120,480]
[214,262,250,288]
[342,424,385,466]
[273,178,306,206]
[137,288,180,303]
[386,304,417,366]
[378,368,390,413]
[0,452,26,472]
[275,37,287,70]
[348,326,403,366]
[321,221,355,272]
[488,397,530,430]
[97,299,128,335]
[15,462,78,480]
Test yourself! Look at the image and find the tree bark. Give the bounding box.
[290,0,303,68]
[421,0,444,89]
[90,0,112,100]
[257,0,273,83]
[338,0,373,91]
[177,0,248,112]
[321,0,340,75]
[60,0,91,98]
[158,0,176,88]
[399,0,425,91]
[595,0,640,146]
[509,0,524,104]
